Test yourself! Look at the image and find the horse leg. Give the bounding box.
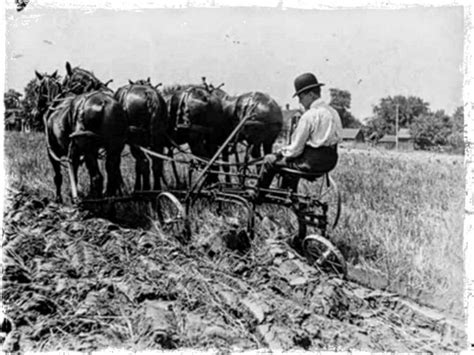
[67,144,81,202]
[151,144,164,191]
[263,140,273,155]
[250,142,263,158]
[130,145,144,191]
[84,153,103,198]
[142,153,151,191]
[105,146,124,196]
[48,150,63,203]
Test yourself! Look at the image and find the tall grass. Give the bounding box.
[331,148,464,317]
[3,132,465,318]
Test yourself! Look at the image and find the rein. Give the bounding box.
[161,131,264,167]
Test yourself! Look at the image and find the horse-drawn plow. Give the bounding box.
[78,109,347,277]
[33,62,346,278]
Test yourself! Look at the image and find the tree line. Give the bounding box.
[328,89,464,153]
[4,77,464,153]
[4,78,41,131]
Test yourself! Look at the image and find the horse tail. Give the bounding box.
[71,96,105,142]
[144,89,159,124]
[143,89,160,142]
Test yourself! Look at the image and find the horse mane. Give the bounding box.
[73,67,99,79]
[160,83,201,96]
[75,67,104,87]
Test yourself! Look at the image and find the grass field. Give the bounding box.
[3,131,465,319]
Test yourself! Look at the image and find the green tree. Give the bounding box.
[4,89,23,110]
[4,89,24,130]
[363,117,386,142]
[410,110,452,150]
[21,77,42,131]
[372,95,430,134]
[329,88,361,128]
[451,106,464,133]
[446,106,464,152]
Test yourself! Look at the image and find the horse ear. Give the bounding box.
[35,70,43,81]
[128,79,134,85]
[147,77,151,83]
[65,62,73,76]
[52,70,58,78]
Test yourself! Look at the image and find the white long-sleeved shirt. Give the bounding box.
[281,98,343,158]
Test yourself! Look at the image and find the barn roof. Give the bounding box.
[341,128,362,139]
[378,135,397,143]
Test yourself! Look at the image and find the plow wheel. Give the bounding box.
[303,234,347,277]
[154,192,190,242]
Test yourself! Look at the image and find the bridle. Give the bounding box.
[37,76,63,114]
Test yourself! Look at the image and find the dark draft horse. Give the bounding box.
[36,63,128,202]
[203,82,284,159]
[115,78,168,191]
[160,84,231,185]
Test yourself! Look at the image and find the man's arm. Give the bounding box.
[280,113,312,158]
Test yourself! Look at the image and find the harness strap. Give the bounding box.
[176,89,191,129]
[69,130,101,139]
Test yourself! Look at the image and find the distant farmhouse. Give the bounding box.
[377,128,413,150]
[4,108,28,132]
[340,128,365,147]
[280,107,414,151]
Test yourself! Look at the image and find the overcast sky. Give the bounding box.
[4,4,464,119]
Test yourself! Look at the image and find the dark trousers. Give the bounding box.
[258,145,338,191]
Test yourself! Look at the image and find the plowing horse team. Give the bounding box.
[35,62,283,202]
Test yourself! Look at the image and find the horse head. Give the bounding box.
[63,61,112,94]
[35,70,62,114]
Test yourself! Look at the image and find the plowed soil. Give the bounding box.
[1,188,466,352]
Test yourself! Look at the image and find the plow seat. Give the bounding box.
[278,167,328,182]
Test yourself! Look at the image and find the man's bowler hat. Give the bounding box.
[293,72,325,97]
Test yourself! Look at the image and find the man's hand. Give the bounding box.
[263,153,279,165]
[263,151,283,166]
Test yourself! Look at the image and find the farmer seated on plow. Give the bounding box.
[255,72,343,196]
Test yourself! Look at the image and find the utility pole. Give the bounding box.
[395,104,399,151]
